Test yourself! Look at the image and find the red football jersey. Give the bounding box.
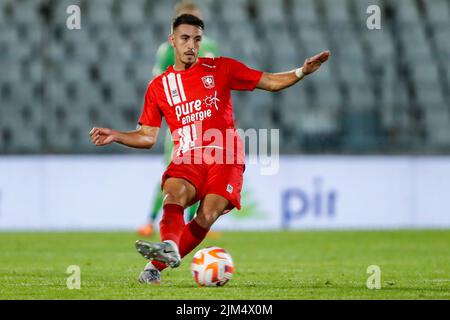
[138,57,263,164]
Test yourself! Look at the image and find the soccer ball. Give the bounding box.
[191,246,234,287]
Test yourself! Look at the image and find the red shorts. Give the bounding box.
[161,162,245,213]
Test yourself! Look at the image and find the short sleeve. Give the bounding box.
[223,57,263,91]
[138,84,163,127]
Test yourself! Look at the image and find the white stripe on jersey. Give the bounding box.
[162,76,173,106]
[176,74,187,102]
[167,73,181,105]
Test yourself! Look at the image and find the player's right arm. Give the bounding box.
[89,125,159,149]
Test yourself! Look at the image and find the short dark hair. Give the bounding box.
[172,13,204,32]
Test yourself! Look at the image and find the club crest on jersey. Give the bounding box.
[201,75,215,89]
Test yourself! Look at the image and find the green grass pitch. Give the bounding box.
[0,230,449,299]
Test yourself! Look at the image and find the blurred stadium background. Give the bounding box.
[1,0,450,300]
[0,0,449,231]
[1,0,449,154]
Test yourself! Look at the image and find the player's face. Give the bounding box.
[170,24,203,66]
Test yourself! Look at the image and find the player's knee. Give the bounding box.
[162,191,188,207]
[162,179,195,207]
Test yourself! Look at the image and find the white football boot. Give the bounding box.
[135,239,181,268]
[138,262,161,285]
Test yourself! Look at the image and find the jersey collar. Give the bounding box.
[168,58,203,74]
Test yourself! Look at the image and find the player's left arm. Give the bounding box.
[256,50,330,92]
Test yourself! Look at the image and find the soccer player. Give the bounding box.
[152,1,218,76]
[137,1,219,237]
[89,14,330,284]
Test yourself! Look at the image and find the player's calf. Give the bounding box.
[195,194,230,229]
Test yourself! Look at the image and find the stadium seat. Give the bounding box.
[263,23,297,71]
[291,0,320,24]
[347,85,376,112]
[414,85,446,108]
[398,25,433,63]
[280,84,312,131]
[257,0,285,23]
[204,21,221,44]
[1,99,42,152]
[423,107,450,146]
[149,0,177,25]
[117,0,147,24]
[322,0,352,24]
[409,63,441,86]
[341,110,379,150]
[110,82,140,108]
[133,61,154,85]
[1,0,449,153]
[97,63,127,83]
[85,0,114,24]
[54,24,95,61]
[378,66,397,130]
[0,63,21,83]
[279,105,301,134]
[394,0,421,24]
[393,80,412,113]
[444,64,450,91]
[129,27,159,60]
[431,23,450,64]
[330,25,365,63]
[298,107,341,137]
[0,27,20,60]
[336,61,369,87]
[311,81,342,111]
[360,27,396,64]
[0,1,5,23]
[220,0,249,23]
[297,24,329,57]
[227,22,266,69]
[17,23,41,44]
[61,63,89,83]
[423,0,450,24]
[11,0,41,24]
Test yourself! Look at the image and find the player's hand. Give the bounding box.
[89,127,116,146]
[302,50,331,75]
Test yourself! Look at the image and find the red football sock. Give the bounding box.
[179,219,210,258]
[159,203,185,245]
[151,260,167,271]
[151,219,209,272]
[150,204,185,272]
